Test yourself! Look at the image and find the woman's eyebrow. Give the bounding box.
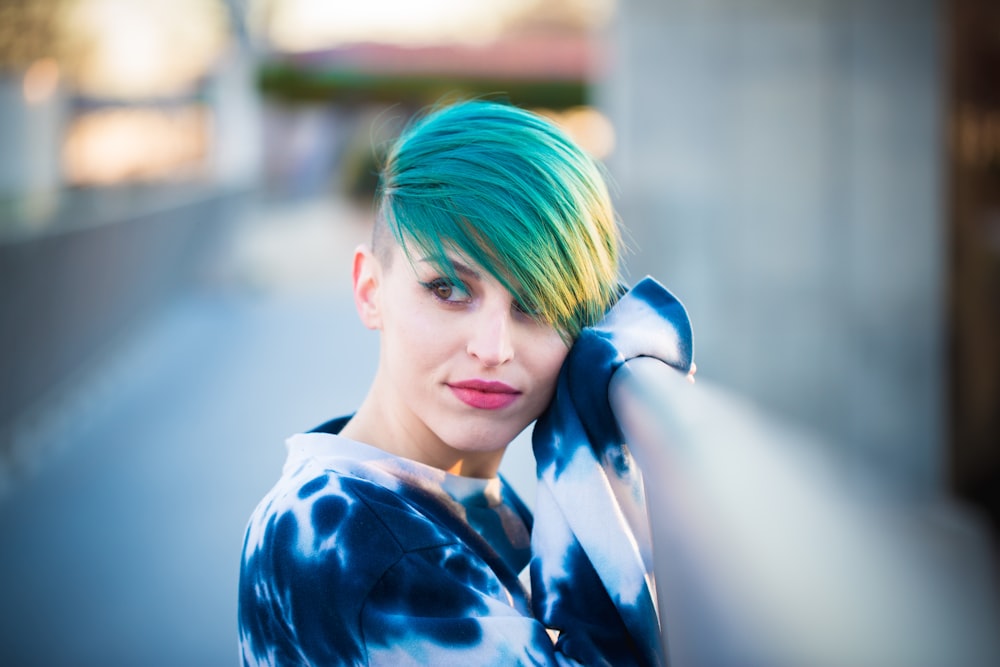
[418,256,482,280]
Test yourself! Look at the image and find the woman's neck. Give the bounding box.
[340,396,503,479]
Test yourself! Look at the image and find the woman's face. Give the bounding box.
[352,241,570,474]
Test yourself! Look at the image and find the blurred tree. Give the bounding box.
[0,0,66,69]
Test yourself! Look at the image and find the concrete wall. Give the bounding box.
[0,188,246,471]
[602,0,945,492]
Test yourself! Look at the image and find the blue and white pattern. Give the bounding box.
[531,277,693,667]
[238,277,693,666]
[238,427,551,666]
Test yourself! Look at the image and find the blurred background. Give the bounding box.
[0,0,998,665]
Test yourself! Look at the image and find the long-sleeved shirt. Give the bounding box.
[238,422,562,666]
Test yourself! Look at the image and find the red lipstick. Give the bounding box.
[448,379,521,410]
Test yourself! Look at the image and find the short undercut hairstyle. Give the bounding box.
[374,100,621,340]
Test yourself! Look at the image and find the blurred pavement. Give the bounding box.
[0,195,384,666]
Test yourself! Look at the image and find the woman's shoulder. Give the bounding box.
[246,461,458,568]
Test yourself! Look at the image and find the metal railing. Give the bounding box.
[0,186,247,483]
[611,357,1000,667]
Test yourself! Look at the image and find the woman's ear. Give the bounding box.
[352,244,382,330]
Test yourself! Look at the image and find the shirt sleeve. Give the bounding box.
[530,277,695,667]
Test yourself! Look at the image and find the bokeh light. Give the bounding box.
[62,106,209,185]
[250,0,615,51]
[22,57,60,105]
[58,0,229,98]
[538,105,616,159]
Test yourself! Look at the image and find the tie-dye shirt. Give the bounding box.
[529,277,692,667]
[239,277,691,667]
[238,420,563,666]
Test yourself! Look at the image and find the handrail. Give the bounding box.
[610,357,1000,667]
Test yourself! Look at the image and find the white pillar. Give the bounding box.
[0,69,66,211]
[602,0,945,492]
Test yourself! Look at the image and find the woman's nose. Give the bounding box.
[466,307,515,367]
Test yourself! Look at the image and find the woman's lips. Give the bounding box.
[447,379,521,410]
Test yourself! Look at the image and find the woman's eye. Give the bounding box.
[422,278,470,303]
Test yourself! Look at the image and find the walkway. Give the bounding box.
[0,196,386,666]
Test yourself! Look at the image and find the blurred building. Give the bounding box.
[0,0,260,476]
[601,0,999,533]
[0,0,66,206]
[250,7,612,201]
[0,0,255,198]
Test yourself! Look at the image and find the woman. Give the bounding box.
[238,100,693,666]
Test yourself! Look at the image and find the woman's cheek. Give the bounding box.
[530,339,571,404]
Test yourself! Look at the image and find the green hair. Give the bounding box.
[375,100,621,340]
